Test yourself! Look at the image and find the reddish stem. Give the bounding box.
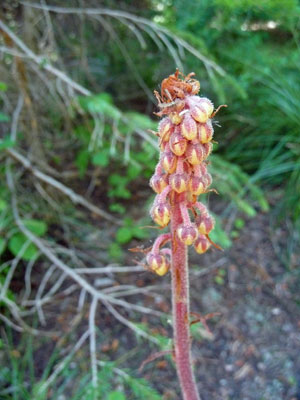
[171,200,201,400]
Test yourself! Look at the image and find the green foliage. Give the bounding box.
[211,155,269,217]
[8,234,38,262]
[0,112,10,123]
[79,365,162,400]
[0,135,15,150]
[0,197,8,259]
[0,330,161,400]
[73,93,157,210]
[108,174,132,200]
[107,392,127,400]
[214,268,226,285]
[214,0,298,21]
[78,92,121,120]
[0,238,6,256]
[123,111,156,132]
[209,215,232,249]
[116,227,133,244]
[77,92,157,134]
[92,148,110,167]
[75,149,90,178]
[109,203,126,214]
[234,218,245,230]
[0,81,8,91]
[0,266,15,305]
[116,218,149,245]
[124,375,161,400]
[22,219,47,236]
[0,186,47,263]
[231,217,246,238]
[6,219,47,262]
[133,321,171,351]
[162,0,300,222]
[108,242,123,261]
[0,198,7,212]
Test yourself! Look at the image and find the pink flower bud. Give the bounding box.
[200,98,214,116]
[177,223,198,245]
[150,174,168,194]
[159,140,168,151]
[181,113,198,140]
[169,131,187,156]
[188,175,206,195]
[198,120,213,144]
[170,173,189,193]
[203,142,213,159]
[203,173,212,187]
[190,98,214,123]
[158,117,173,142]
[146,253,170,276]
[151,202,170,227]
[194,235,211,254]
[196,214,215,234]
[199,163,208,175]
[169,112,182,125]
[161,151,177,173]
[186,143,205,165]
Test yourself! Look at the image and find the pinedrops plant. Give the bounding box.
[144,70,225,400]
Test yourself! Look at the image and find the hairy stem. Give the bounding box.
[171,201,201,400]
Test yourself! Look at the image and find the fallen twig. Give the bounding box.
[6,148,120,224]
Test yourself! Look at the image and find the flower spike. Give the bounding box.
[145,71,226,400]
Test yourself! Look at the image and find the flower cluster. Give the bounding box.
[146,71,217,276]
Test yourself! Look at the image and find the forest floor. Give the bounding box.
[9,199,300,400]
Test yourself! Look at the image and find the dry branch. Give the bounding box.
[0,19,158,148]
[20,2,226,76]
[6,147,120,224]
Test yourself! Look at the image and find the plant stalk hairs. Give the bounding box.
[146,70,225,400]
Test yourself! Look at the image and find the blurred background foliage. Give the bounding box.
[0,0,300,398]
